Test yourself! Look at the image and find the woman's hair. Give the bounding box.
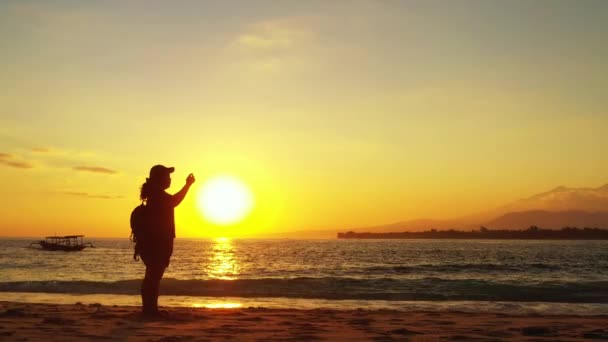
[140,179,150,201]
[140,173,170,201]
[140,178,161,201]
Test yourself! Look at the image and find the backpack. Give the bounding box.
[130,203,148,261]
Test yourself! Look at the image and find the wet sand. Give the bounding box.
[1,301,607,341]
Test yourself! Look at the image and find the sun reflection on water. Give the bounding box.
[192,302,243,309]
[205,237,240,280]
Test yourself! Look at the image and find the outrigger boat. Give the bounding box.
[29,235,94,251]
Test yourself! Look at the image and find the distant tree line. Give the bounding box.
[337,226,608,240]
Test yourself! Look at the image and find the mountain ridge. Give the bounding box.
[253,183,608,238]
[348,183,608,233]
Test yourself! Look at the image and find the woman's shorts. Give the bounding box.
[139,238,174,269]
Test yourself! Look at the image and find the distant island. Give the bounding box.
[337,226,608,240]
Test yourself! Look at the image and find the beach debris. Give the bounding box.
[521,326,555,336]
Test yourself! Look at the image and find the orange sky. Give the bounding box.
[1,1,607,238]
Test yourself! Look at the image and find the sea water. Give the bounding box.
[1,238,607,314]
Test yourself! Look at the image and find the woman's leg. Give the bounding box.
[141,239,173,315]
[151,266,166,311]
[142,265,165,314]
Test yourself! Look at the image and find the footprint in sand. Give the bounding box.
[583,329,608,339]
[0,331,16,337]
[42,316,77,325]
[348,318,372,326]
[389,328,422,336]
[521,326,556,336]
[1,308,27,318]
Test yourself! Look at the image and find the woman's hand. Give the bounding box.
[186,173,196,186]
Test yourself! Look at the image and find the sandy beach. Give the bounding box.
[1,301,607,341]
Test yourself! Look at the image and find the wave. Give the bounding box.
[1,277,607,303]
[357,263,562,274]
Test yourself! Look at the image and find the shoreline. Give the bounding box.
[3,292,608,316]
[1,301,608,341]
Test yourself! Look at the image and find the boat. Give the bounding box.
[29,235,95,251]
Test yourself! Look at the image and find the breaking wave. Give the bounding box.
[1,277,607,303]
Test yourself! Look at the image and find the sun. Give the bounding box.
[197,175,254,225]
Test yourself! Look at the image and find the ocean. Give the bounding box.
[1,238,607,314]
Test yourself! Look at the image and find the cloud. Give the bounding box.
[235,18,315,52]
[4,2,101,34]
[62,191,124,200]
[499,184,608,213]
[1,142,110,174]
[73,166,118,174]
[228,17,318,74]
[0,153,34,169]
[238,31,293,50]
[0,159,34,169]
[28,146,96,159]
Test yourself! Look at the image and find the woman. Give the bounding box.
[138,164,195,317]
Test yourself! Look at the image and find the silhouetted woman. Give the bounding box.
[139,165,195,317]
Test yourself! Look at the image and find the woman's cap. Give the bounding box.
[149,164,175,179]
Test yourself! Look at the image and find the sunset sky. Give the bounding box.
[1,1,607,238]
